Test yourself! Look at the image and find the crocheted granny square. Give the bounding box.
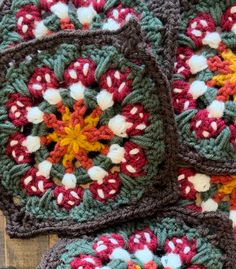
[177,167,236,239]
[172,0,236,173]
[0,22,178,237]
[38,208,235,269]
[0,0,179,68]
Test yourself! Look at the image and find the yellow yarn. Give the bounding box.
[211,49,236,87]
[47,108,104,168]
[218,175,236,195]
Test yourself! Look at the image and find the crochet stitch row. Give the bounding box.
[38,208,236,269]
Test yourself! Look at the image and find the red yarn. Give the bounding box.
[16,5,41,40]
[175,47,193,79]
[6,133,31,164]
[121,142,147,177]
[53,185,83,210]
[20,168,53,196]
[128,228,157,252]
[230,123,236,149]
[122,104,149,136]
[187,265,206,269]
[190,110,225,139]
[185,204,202,212]
[221,5,236,31]
[99,68,132,102]
[164,236,197,263]
[63,58,96,87]
[70,254,102,269]
[93,233,125,261]
[186,13,216,47]
[172,80,196,113]
[27,66,58,98]
[106,4,139,26]
[179,179,197,200]
[40,0,68,11]
[72,0,105,11]
[89,172,121,202]
[6,93,32,126]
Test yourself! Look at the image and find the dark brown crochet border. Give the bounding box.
[38,207,236,269]
[0,20,179,238]
[0,0,180,79]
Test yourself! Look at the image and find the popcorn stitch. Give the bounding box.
[173,0,236,173]
[0,23,178,237]
[177,167,236,238]
[38,210,235,269]
[0,0,163,56]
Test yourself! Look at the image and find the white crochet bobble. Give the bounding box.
[43,88,62,105]
[77,5,97,25]
[188,55,208,74]
[62,173,77,189]
[201,198,218,212]
[96,90,114,110]
[202,32,221,49]
[22,136,41,153]
[107,144,125,164]
[88,166,108,182]
[37,160,52,179]
[189,80,208,99]
[50,2,69,19]
[108,115,132,137]
[102,18,120,31]
[110,247,131,262]
[27,107,44,124]
[188,173,211,192]
[70,82,85,100]
[34,21,49,38]
[207,100,225,118]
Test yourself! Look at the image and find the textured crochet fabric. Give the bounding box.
[176,166,236,239]
[0,21,178,238]
[0,0,180,76]
[38,207,236,269]
[172,0,236,174]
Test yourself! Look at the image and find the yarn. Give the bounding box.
[38,209,236,269]
[173,0,236,173]
[0,22,178,237]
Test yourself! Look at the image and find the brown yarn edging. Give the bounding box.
[38,207,236,269]
[178,144,236,175]
[0,20,179,238]
[147,0,180,79]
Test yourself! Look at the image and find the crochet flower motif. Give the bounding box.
[0,0,162,51]
[177,167,236,238]
[3,46,157,212]
[66,222,223,269]
[69,228,199,269]
[173,3,236,162]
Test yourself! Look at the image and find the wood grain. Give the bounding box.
[0,211,58,269]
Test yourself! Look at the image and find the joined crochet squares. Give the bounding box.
[0,0,163,53]
[38,209,235,269]
[0,25,177,236]
[173,0,236,169]
[177,167,236,238]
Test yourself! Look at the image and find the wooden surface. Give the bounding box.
[0,211,58,269]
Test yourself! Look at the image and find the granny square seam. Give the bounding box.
[38,207,236,269]
[176,166,236,239]
[172,0,236,174]
[0,21,178,238]
[0,0,180,74]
